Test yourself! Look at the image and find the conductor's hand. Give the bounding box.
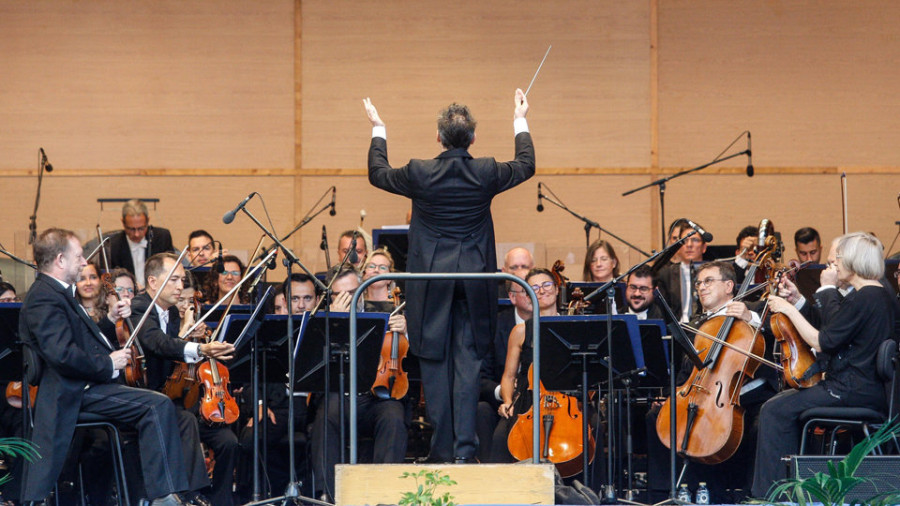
[363,97,385,127]
[514,88,528,119]
[200,342,235,361]
[110,348,133,370]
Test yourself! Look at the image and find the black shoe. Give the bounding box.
[454,456,472,464]
[180,491,213,506]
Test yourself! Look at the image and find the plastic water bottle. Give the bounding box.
[695,482,710,505]
[676,483,692,503]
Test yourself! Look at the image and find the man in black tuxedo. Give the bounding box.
[20,228,187,505]
[619,265,664,320]
[108,199,175,288]
[657,221,707,323]
[364,89,535,462]
[130,253,237,506]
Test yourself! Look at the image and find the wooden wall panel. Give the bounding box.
[300,0,651,170]
[658,0,900,168]
[0,0,294,171]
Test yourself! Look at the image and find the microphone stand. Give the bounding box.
[622,145,750,248]
[540,183,650,257]
[256,187,336,262]
[0,244,37,271]
[232,205,330,506]
[28,149,52,245]
[583,231,698,503]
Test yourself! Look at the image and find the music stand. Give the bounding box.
[538,314,644,489]
[293,312,387,393]
[637,319,671,390]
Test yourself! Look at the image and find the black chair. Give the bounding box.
[72,413,133,506]
[798,339,900,455]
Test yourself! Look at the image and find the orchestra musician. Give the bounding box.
[618,265,664,320]
[130,252,237,506]
[752,232,897,498]
[108,199,175,288]
[364,88,534,463]
[309,267,408,503]
[75,261,104,323]
[202,255,250,305]
[657,221,708,323]
[20,229,188,506]
[582,239,619,283]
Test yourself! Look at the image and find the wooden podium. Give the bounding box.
[335,463,555,505]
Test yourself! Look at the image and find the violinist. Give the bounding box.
[310,267,408,503]
[752,232,897,498]
[647,261,773,503]
[20,229,187,506]
[75,261,104,323]
[203,254,249,305]
[102,268,137,305]
[130,252,237,506]
[490,268,606,486]
[361,248,396,311]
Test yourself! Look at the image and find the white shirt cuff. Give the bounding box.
[372,126,387,139]
[514,117,529,135]
[110,358,119,379]
[817,284,837,293]
[184,342,202,363]
[494,384,502,402]
[794,296,807,311]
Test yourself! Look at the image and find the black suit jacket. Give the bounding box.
[368,132,535,360]
[656,262,699,322]
[108,226,175,276]
[20,273,117,498]
[129,293,188,392]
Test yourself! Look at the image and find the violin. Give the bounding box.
[5,381,37,409]
[655,243,770,464]
[506,364,595,477]
[162,292,203,408]
[96,225,146,388]
[371,287,409,400]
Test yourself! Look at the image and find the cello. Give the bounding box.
[506,263,595,477]
[371,287,409,400]
[655,245,771,464]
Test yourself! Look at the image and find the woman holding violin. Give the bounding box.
[751,233,897,498]
[76,261,105,323]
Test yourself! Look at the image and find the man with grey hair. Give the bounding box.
[20,228,188,506]
[109,198,175,287]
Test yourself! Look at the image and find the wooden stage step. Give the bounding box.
[335,463,555,505]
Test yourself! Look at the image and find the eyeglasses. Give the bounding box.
[115,286,135,295]
[366,264,390,272]
[627,284,652,294]
[530,281,556,293]
[220,270,241,277]
[693,277,724,288]
[124,225,148,233]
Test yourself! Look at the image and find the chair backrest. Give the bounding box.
[876,338,900,418]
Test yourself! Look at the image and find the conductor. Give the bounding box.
[364,89,535,462]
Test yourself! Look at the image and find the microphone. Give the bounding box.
[746,131,754,177]
[214,241,224,273]
[686,219,713,242]
[347,235,359,265]
[536,182,544,212]
[39,147,53,172]
[222,192,256,224]
[329,187,337,216]
[320,225,328,251]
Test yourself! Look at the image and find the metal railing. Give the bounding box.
[349,272,541,464]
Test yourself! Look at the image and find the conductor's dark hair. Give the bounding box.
[794,227,821,246]
[437,103,477,150]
